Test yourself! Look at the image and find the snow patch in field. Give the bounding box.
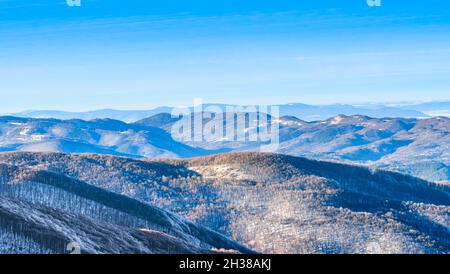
[19,128,30,136]
[98,132,124,146]
[331,116,345,125]
[190,164,250,180]
[279,120,304,127]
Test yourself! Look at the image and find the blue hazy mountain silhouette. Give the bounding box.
[12,101,450,122]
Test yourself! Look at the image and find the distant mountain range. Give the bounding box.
[9,101,450,122]
[397,101,450,117]
[11,108,173,123]
[0,116,214,158]
[138,113,450,182]
[0,113,449,181]
[1,152,448,254]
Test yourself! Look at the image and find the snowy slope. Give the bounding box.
[0,116,208,158]
[0,163,254,254]
[0,152,448,254]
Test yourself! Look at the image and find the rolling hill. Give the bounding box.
[1,113,449,182]
[0,116,209,158]
[137,113,450,181]
[0,161,254,254]
[1,152,448,254]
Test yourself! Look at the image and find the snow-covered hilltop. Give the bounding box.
[1,114,449,182]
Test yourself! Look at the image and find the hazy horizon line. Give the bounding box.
[3,99,450,115]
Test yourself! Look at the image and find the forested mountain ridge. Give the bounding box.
[0,161,254,254]
[1,114,449,182]
[138,113,450,182]
[1,152,448,254]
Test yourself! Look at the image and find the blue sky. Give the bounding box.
[1,0,450,112]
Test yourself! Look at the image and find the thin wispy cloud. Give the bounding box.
[0,1,449,112]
